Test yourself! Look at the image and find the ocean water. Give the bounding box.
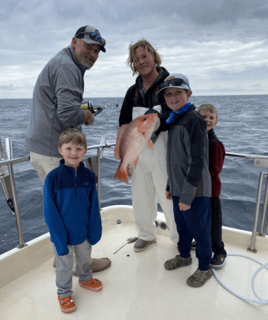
[0,95,268,254]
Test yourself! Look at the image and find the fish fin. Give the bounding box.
[114,124,128,160]
[147,139,154,150]
[132,157,139,169]
[114,166,129,184]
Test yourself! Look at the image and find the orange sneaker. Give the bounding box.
[58,296,76,313]
[79,277,103,291]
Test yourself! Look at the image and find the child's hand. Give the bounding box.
[166,191,172,200]
[179,202,191,211]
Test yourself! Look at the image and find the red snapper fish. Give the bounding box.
[114,113,160,184]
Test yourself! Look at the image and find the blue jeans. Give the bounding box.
[172,196,212,271]
[53,240,92,298]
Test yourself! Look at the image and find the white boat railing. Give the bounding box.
[0,138,267,253]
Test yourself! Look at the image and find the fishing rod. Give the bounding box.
[82,101,119,117]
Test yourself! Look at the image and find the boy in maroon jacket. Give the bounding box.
[197,104,227,268]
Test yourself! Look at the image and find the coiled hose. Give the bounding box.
[213,253,268,304]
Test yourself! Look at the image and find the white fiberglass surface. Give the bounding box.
[0,221,268,319]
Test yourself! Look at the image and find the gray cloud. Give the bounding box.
[0,0,268,98]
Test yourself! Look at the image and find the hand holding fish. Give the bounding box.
[127,165,131,177]
[114,113,160,184]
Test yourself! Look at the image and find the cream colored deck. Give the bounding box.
[0,205,268,320]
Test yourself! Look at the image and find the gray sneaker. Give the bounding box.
[164,255,192,270]
[186,268,213,287]
[134,239,156,252]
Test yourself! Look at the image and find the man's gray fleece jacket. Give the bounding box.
[166,105,211,206]
[25,46,87,157]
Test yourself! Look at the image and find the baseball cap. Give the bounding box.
[158,73,191,94]
[75,25,106,52]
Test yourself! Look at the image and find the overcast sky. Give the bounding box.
[1,0,268,99]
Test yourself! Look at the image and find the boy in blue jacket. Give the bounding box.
[44,128,102,313]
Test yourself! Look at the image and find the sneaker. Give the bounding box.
[134,239,156,252]
[210,254,226,268]
[79,277,103,291]
[58,296,76,313]
[191,240,196,250]
[90,258,111,273]
[164,255,192,270]
[186,268,213,288]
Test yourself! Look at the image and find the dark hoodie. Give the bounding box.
[119,67,171,126]
[208,128,225,198]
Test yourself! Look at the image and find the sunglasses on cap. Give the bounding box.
[160,78,189,90]
[76,32,106,47]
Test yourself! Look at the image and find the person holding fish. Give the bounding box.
[158,73,213,287]
[116,39,179,252]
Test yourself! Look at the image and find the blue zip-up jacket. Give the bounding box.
[43,160,102,256]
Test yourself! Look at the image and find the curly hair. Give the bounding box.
[127,39,162,75]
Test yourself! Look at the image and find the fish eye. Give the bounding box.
[142,117,146,121]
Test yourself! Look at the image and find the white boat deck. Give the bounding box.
[1,205,268,320]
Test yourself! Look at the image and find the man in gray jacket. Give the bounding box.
[25,25,111,273]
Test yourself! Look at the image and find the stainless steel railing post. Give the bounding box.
[247,172,268,253]
[259,174,268,234]
[5,138,27,249]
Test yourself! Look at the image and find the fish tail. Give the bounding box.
[114,166,129,184]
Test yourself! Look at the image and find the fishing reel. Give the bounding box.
[81,101,108,117]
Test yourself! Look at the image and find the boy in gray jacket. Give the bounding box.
[158,73,212,288]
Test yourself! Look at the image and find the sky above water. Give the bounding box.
[1,0,268,98]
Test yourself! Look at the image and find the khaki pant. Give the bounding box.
[30,151,61,184]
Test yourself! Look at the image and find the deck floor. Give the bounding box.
[1,223,268,320]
